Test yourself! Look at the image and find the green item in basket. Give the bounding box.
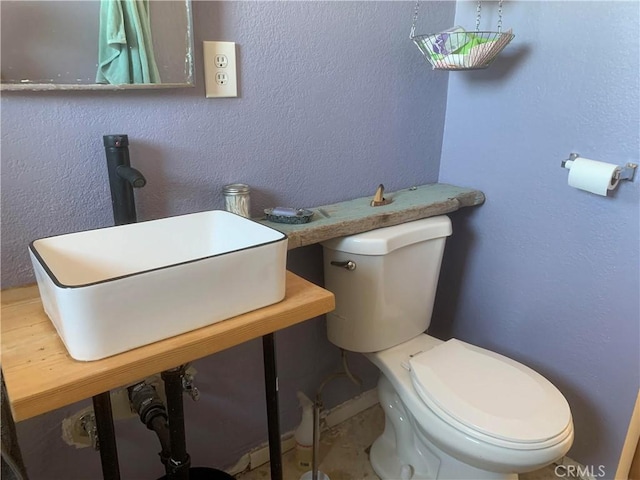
[452,33,493,55]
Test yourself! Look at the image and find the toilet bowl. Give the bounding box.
[321,216,574,479]
[366,334,573,479]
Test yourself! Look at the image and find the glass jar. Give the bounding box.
[222,183,251,217]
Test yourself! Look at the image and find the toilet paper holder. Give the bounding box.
[561,153,637,182]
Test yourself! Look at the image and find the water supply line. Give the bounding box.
[310,349,363,480]
[316,349,362,398]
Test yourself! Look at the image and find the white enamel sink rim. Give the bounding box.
[29,210,287,288]
[28,210,289,361]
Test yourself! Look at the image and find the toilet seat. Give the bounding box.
[409,339,572,447]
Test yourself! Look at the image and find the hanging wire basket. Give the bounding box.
[412,28,514,70]
[410,1,515,71]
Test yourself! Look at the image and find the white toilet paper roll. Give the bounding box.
[567,157,620,196]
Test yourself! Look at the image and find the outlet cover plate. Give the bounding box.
[204,41,237,98]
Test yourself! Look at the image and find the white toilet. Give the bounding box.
[321,216,573,480]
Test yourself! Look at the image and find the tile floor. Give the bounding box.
[236,404,558,480]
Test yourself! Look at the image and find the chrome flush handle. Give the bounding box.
[330,260,356,271]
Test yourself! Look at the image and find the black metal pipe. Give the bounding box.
[93,135,144,480]
[262,333,283,480]
[103,134,146,226]
[149,415,172,466]
[92,392,121,480]
[161,367,190,480]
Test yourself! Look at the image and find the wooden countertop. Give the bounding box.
[1,271,335,421]
[257,183,485,249]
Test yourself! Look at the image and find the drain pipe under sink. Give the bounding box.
[128,382,171,466]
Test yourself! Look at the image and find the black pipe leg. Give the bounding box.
[92,392,121,480]
[262,333,283,480]
[162,367,190,480]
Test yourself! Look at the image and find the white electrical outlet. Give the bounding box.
[216,72,229,85]
[204,41,237,98]
[214,54,228,68]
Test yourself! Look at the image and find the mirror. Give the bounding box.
[0,0,194,91]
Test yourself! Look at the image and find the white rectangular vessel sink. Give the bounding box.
[29,210,288,361]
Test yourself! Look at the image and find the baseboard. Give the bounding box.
[246,433,297,473]
[323,389,379,429]
[227,388,378,476]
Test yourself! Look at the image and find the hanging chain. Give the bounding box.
[478,0,505,33]
[411,0,505,38]
[410,1,420,39]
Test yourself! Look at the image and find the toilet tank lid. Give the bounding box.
[321,216,452,255]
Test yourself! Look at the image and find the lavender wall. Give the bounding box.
[434,1,639,475]
[1,2,453,478]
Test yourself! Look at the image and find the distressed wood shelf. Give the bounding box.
[256,183,485,249]
[1,271,334,421]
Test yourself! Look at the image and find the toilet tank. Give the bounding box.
[321,216,452,353]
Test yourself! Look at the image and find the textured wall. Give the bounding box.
[1,2,453,478]
[434,1,639,475]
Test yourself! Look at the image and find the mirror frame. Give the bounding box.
[0,1,195,91]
